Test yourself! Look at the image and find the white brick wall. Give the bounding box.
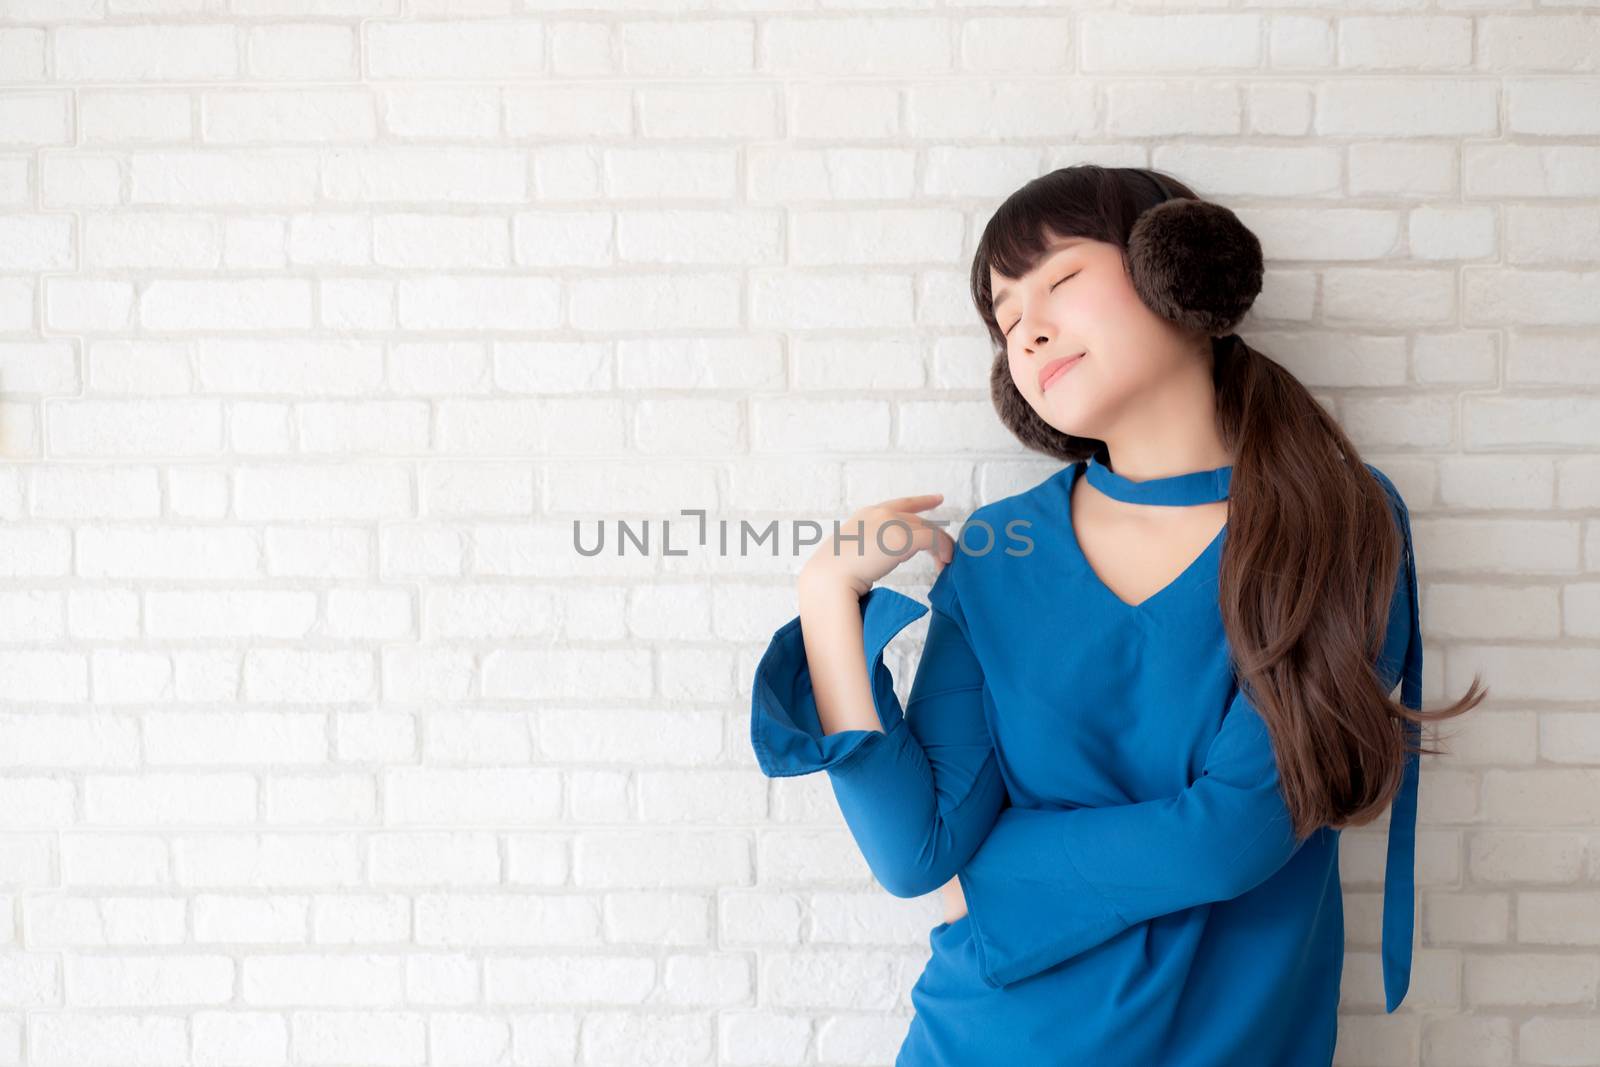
[0,2,1594,1064]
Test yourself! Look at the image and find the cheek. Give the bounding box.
[1067,274,1169,383]
[1080,269,1144,321]
[1006,347,1038,399]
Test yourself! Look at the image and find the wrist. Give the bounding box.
[799,563,868,604]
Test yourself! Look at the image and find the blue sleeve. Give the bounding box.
[955,684,1303,989]
[956,469,1423,992]
[749,564,1009,899]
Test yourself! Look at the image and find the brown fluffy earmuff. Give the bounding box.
[1126,197,1263,339]
[989,189,1264,462]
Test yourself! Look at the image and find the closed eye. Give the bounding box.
[1003,272,1078,337]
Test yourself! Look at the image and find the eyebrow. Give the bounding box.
[991,237,1088,313]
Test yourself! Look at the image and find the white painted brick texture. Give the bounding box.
[0,3,1593,1065]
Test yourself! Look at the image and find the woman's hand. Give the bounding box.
[939,874,967,924]
[800,493,956,600]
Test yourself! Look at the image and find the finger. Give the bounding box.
[881,492,944,513]
[879,521,933,564]
[893,513,956,552]
[913,524,957,567]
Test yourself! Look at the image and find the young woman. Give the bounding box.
[750,164,1486,1065]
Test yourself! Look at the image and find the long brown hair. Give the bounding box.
[968,163,1488,840]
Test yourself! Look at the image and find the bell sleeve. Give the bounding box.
[955,467,1423,999]
[749,561,1009,900]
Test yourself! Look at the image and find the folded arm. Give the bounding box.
[955,686,1305,988]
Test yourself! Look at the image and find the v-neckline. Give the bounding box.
[1061,460,1229,612]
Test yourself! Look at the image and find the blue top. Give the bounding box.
[749,454,1423,1066]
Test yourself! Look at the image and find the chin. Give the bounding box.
[1028,395,1080,435]
[1032,381,1074,412]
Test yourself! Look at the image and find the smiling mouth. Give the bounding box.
[1038,352,1085,392]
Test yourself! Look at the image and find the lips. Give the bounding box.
[1038,352,1085,392]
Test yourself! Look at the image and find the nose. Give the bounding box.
[1018,320,1050,350]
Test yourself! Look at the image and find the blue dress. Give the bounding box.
[749,453,1423,1066]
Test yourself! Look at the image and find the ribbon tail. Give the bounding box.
[1381,536,1424,1013]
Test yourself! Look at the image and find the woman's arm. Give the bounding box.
[954,686,1308,989]
[940,874,966,923]
[796,568,889,737]
[751,559,1009,901]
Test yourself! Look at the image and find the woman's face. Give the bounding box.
[990,229,1199,440]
